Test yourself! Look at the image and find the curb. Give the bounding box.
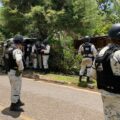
[23,73,69,85]
[23,73,97,92]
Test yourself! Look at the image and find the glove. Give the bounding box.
[15,70,22,77]
[40,50,44,54]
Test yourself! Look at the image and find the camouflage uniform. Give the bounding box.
[91,44,120,120]
[90,23,120,120]
[100,90,120,120]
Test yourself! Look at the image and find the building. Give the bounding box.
[74,36,110,50]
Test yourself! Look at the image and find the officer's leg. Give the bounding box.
[33,54,37,70]
[26,56,29,68]
[79,75,82,82]
[86,67,91,83]
[16,75,24,106]
[8,71,23,111]
[38,54,43,71]
[100,90,120,120]
[86,67,95,88]
[79,63,86,82]
[86,59,93,83]
[42,55,49,73]
[87,76,90,82]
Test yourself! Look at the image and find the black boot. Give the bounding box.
[10,103,24,112]
[87,76,90,83]
[17,99,25,106]
[79,76,82,83]
[44,69,49,74]
[78,76,82,86]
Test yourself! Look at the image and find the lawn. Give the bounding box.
[39,73,97,88]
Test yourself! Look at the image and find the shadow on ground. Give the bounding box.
[1,107,23,118]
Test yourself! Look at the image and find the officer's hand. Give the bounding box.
[41,50,44,54]
[15,70,22,77]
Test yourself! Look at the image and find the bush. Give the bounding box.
[49,32,82,75]
[0,32,5,41]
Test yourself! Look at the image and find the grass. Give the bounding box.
[39,73,97,88]
[43,73,79,85]
[24,70,97,89]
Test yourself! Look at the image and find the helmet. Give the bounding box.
[43,39,48,45]
[13,35,24,44]
[84,36,90,43]
[108,23,120,39]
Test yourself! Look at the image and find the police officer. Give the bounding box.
[78,36,97,84]
[41,39,50,74]
[8,35,24,111]
[36,41,43,71]
[90,23,120,120]
[32,41,43,70]
[24,41,32,68]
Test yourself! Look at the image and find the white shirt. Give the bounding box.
[32,44,36,53]
[41,45,50,54]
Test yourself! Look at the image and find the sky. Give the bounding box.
[0,2,2,7]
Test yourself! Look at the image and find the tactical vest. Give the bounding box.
[25,44,32,55]
[95,45,120,94]
[7,48,18,71]
[82,43,92,56]
[35,44,46,54]
[35,45,42,54]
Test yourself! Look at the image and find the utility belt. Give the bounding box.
[86,66,92,68]
[9,68,22,76]
[9,66,18,71]
[83,56,94,61]
[25,52,31,55]
[43,53,50,55]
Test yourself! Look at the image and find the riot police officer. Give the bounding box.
[41,39,50,74]
[8,35,24,111]
[90,23,120,120]
[78,36,97,84]
[24,41,32,68]
[32,41,43,70]
[32,42,38,70]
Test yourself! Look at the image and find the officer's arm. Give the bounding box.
[13,50,24,71]
[90,60,96,80]
[42,45,50,54]
[78,45,83,55]
[92,45,97,58]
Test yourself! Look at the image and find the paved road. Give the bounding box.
[0,75,104,120]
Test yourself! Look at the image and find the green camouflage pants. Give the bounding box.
[100,90,120,120]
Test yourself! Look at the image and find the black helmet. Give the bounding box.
[84,36,90,43]
[43,39,48,45]
[108,23,120,39]
[13,35,24,44]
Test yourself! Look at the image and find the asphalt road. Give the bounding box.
[0,75,104,120]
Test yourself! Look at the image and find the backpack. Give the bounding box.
[82,43,92,55]
[95,44,120,93]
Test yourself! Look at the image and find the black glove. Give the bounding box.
[15,70,22,77]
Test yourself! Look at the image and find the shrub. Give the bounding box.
[49,32,82,75]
